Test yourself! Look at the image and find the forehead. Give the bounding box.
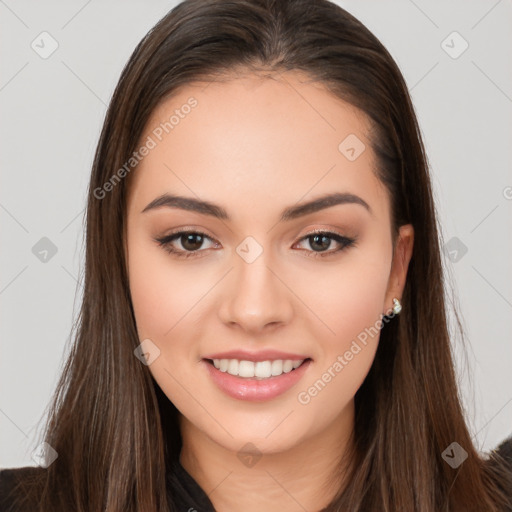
[127,71,389,221]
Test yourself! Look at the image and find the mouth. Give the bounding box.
[203,357,312,380]
[202,356,313,401]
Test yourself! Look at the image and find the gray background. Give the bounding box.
[1,0,511,468]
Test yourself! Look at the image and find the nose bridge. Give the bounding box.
[218,234,292,330]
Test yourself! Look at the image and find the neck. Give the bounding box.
[178,402,355,512]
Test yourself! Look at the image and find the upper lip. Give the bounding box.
[203,349,311,362]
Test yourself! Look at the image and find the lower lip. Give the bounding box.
[202,359,312,402]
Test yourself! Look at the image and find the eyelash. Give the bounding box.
[154,229,356,260]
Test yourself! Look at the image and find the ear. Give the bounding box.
[384,224,414,313]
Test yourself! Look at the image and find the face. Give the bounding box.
[125,71,413,456]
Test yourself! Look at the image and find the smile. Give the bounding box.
[202,358,312,401]
[209,358,306,379]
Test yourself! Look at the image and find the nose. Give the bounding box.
[217,248,294,334]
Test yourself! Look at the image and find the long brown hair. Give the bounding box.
[11,0,511,510]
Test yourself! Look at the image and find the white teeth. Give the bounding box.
[271,360,283,376]
[283,360,293,373]
[238,360,255,378]
[211,358,305,379]
[228,359,238,375]
[255,360,272,378]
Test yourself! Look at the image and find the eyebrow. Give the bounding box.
[141,191,371,221]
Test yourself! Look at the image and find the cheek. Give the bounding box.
[299,250,391,350]
[293,250,390,407]
[128,258,173,339]
[332,258,389,340]
[127,236,206,340]
[127,237,211,405]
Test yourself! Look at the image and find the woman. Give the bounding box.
[1,0,511,511]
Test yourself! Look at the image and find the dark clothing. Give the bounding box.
[0,457,216,512]
[2,436,512,511]
[167,457,216,511]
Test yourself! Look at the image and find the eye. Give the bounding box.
[294,230,356,258]
[154,229,356,259]
[155,230,219,259]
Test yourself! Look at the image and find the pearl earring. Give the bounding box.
[392,298,402,315]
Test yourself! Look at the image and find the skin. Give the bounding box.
[125,70,414,512]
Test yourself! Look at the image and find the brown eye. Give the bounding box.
[180,233,206,251]
[155,230,218,259]
[295,231,356,258]
[308,234,332,252]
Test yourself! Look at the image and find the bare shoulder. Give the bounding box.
[0,466,47,512]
